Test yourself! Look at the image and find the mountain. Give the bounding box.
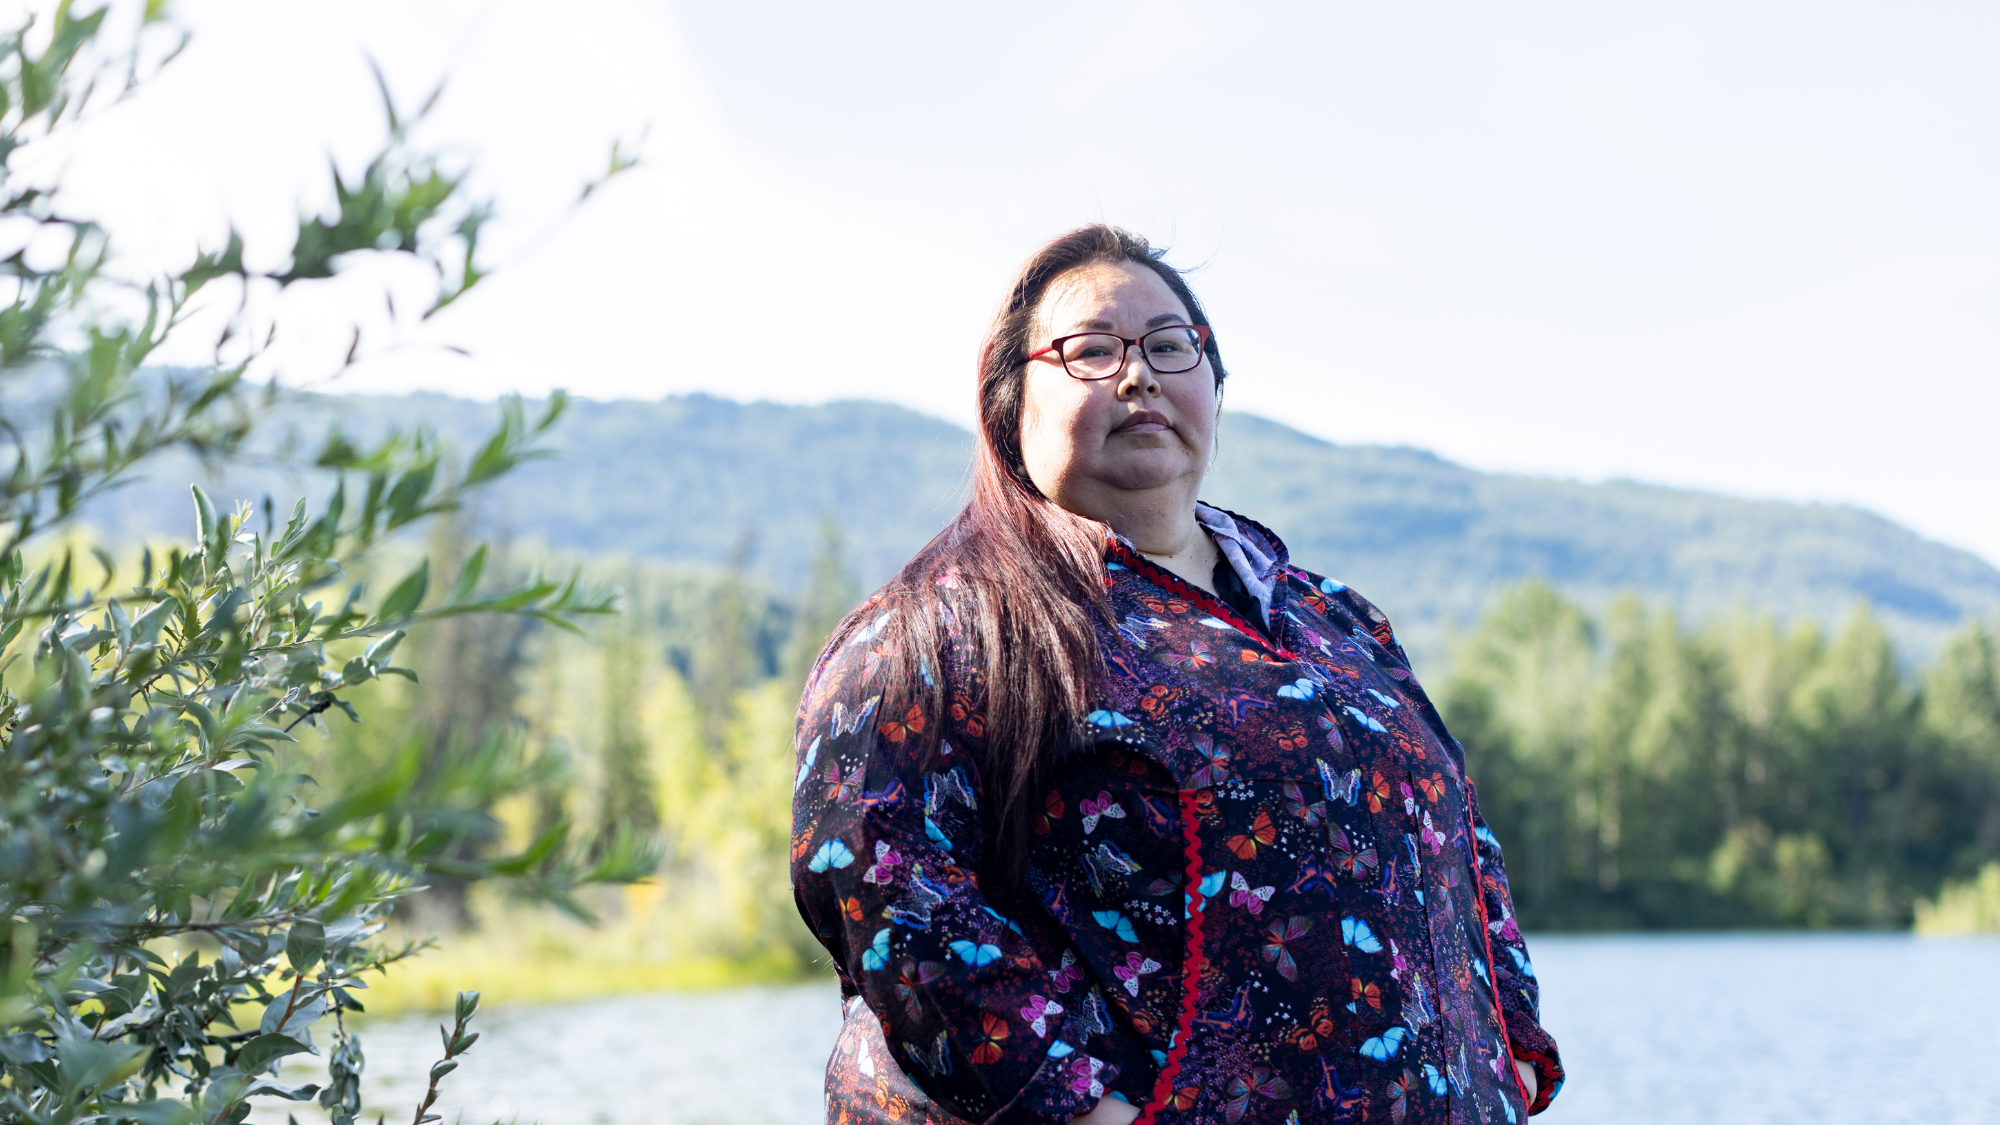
[81,391,2000,664]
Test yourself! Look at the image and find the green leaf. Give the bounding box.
[371,561,430,624]
[444,545,486,607]
[235,1033,312,1075]
[54,1026,148,1097]
[192,484,218,548]
[362,628,406,665]
[285,920,325,974]
[109,1100,197,1125]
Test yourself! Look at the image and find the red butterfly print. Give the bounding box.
[1239,648,1283,666]
[842,896,865,922]
[879,704,926,743]
[1226,811,1276,859]
[1288,1001,1338,1051]
[1033,789,1065,835]
[1276,726,1311,753]
[1351,977,1383,1011]
[1366,770,1393,813]
[1167,1087,1201,1112]
[1138,683,1177,718]
[969,1011,1009,1065]
[950,695,985,740]
[1415,772,1447,802]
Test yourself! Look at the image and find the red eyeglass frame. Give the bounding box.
[1028,324,1213,380]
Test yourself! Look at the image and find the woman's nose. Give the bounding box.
[1114,344,1161,397]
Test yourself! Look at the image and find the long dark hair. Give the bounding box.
[819,225,1227,889]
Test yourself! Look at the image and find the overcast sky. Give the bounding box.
[34,0,2000,565]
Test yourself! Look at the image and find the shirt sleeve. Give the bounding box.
[791,615,1137,1125]
[1464,778,1565,1114]
[1327,580,1565,1113]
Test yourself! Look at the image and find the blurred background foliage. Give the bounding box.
[1438,581,2000,931]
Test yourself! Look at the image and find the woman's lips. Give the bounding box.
[1114,411,1172,434]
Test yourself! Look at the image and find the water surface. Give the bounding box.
[300,934,2000,1125]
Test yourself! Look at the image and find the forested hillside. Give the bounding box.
[85,390,2000,664]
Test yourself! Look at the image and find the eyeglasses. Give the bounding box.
[1029,324,1212,381]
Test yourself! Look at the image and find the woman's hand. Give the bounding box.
[1069,1096,1141,1125]
[1515,1058,1538,1106]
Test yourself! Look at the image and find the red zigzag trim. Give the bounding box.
[1136,791,1211,1125]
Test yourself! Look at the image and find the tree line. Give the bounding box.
[1439,582,2000,929]
[362,552,2000,941]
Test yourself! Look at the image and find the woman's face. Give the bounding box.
[1018,261,1219,525]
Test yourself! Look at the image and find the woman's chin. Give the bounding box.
[1094,454,1201,494]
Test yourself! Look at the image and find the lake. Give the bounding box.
[304,934,2000,1125]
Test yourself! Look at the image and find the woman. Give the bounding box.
[792,226,1563,1125]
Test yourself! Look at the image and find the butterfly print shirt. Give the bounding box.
[793,510,1564,1125]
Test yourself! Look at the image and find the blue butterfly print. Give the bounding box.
[1086,710,1136,729]
[1344,705,1388,733]
[1341,916,1383,953]
[1092,909,1139,942]
[1358,1026,1406,1061]
[1319,577,1347,594]
[861,928,891,971]
[919,655,935,686]
[1472,956,1490,985]
[1508,946,1536,978]
[948,939,1002,967]
[1422,1063,1447,1095]
[1199,871,1228,899]
[1475,824,1503,852]
[924,815,954,851]
[1197,616,1236,630]
[1366,688,1402,710]
[794,736,820,792]
[809,838,856,872]
[1276,678,1317,701]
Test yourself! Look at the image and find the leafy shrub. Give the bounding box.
[0,8,653,1125]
